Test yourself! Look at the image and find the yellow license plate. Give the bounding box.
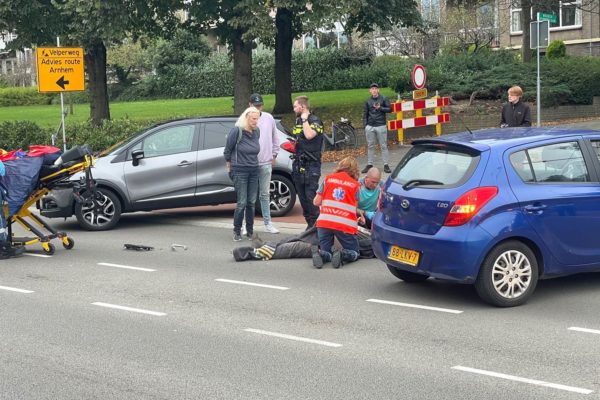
[388,245,420,266]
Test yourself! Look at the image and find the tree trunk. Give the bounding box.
[85,41,110,126]
[521,0,533,63]
[232,33,253,115]
[273,8,294,115]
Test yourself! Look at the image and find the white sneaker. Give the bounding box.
[264,223,280,234]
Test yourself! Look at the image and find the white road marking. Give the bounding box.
[216,279,289,291]
[23,253,52,258]
[366,298,463,314]
[569,327,600,335]
[452,366,593,395]
[91,302,166,316]
[244,328,342,348]
[0,285,34,294]
[97,262,156,272]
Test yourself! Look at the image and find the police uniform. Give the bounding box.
[292,113,324,228]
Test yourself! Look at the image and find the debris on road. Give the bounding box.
[124,243,154,251]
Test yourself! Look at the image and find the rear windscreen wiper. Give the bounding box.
[402,179,444,190]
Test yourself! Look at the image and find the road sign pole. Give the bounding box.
[536,15,541,127]
[57,36,67,151]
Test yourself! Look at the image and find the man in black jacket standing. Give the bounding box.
[501,86,532,127]
[362,83,392,174]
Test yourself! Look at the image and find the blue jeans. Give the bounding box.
[232,167,259,234]
[317,227,359,263]
[258,164,272,225]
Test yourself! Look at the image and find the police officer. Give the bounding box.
[291,96,324,229]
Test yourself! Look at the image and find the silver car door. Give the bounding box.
[195,121,237,204]
[124,123,199,206]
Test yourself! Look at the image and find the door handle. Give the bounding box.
[177,161,192,167]
[524,204,547,213]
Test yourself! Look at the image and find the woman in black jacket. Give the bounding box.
[224,107,261,241]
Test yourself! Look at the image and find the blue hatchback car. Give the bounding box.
[372,127,600,307]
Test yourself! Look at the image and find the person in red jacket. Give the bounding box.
[312,156,360,269]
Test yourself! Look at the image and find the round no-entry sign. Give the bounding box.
[411,64,426,90]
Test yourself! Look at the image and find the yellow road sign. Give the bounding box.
[36,47,85,93]
[412,88,428,100]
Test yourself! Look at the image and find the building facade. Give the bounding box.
[500,0,600,56]
[0,32,35,86]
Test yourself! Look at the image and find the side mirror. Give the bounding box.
[131,149,145,166]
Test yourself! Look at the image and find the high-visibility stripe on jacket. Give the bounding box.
[316,171,359,234]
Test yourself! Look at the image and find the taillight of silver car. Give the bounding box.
[443,186,498,226]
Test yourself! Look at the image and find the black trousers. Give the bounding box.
[292,163,320,227]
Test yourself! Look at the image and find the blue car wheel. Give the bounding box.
[475,240,539,307]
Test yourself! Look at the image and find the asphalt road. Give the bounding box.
[1,212,599,400]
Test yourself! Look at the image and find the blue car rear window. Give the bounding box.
[393,145,479,187]
[510,141,590,183]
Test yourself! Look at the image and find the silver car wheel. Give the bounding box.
[82,192,116,226]
[491,250,532,299]
[270,179,292,212]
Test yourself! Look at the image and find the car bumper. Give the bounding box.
[38,188,74,218]
[371,212,494,283]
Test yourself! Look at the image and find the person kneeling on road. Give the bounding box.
[357,167,384,229]
[312,156,360,269]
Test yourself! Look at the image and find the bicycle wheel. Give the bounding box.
[333,123,357,150]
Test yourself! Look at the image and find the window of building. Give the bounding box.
[511,0,582,34]
[510,3,522,33]
[422,0,441,22]
[477,3,496,29]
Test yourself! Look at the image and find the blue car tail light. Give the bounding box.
[443,186,498,226]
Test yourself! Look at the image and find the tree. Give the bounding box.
[0,0,182,125]
[441,4,501,54]
[266,0,421,114]
[186,0,267,114]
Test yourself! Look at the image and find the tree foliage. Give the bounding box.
[0,0,182,125]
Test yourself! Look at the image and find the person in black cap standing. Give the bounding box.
[291,95,324,229]
[249,93,280,234]
[362,83,391,174]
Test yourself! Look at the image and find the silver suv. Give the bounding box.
[38,117,296,230]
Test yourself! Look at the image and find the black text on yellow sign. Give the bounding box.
[36,47,85,93]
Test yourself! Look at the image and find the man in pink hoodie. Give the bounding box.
[249,93,281,234]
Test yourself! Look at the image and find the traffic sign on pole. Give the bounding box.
[530,20,550,49]
[36,47,85,93]
[538,12,557,23]
[411,64,427,90]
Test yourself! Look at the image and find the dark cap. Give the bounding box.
[249,93,263,105]
[370,83,379,88]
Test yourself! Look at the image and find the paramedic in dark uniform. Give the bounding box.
[291,95,324,229]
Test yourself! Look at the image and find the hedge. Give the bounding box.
[0,119,156,152]
[0,87,56,107]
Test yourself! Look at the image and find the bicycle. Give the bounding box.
[323,117,358,151]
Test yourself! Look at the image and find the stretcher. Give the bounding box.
[3,145,95,255]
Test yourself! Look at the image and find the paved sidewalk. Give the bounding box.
[321,144,411,176]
